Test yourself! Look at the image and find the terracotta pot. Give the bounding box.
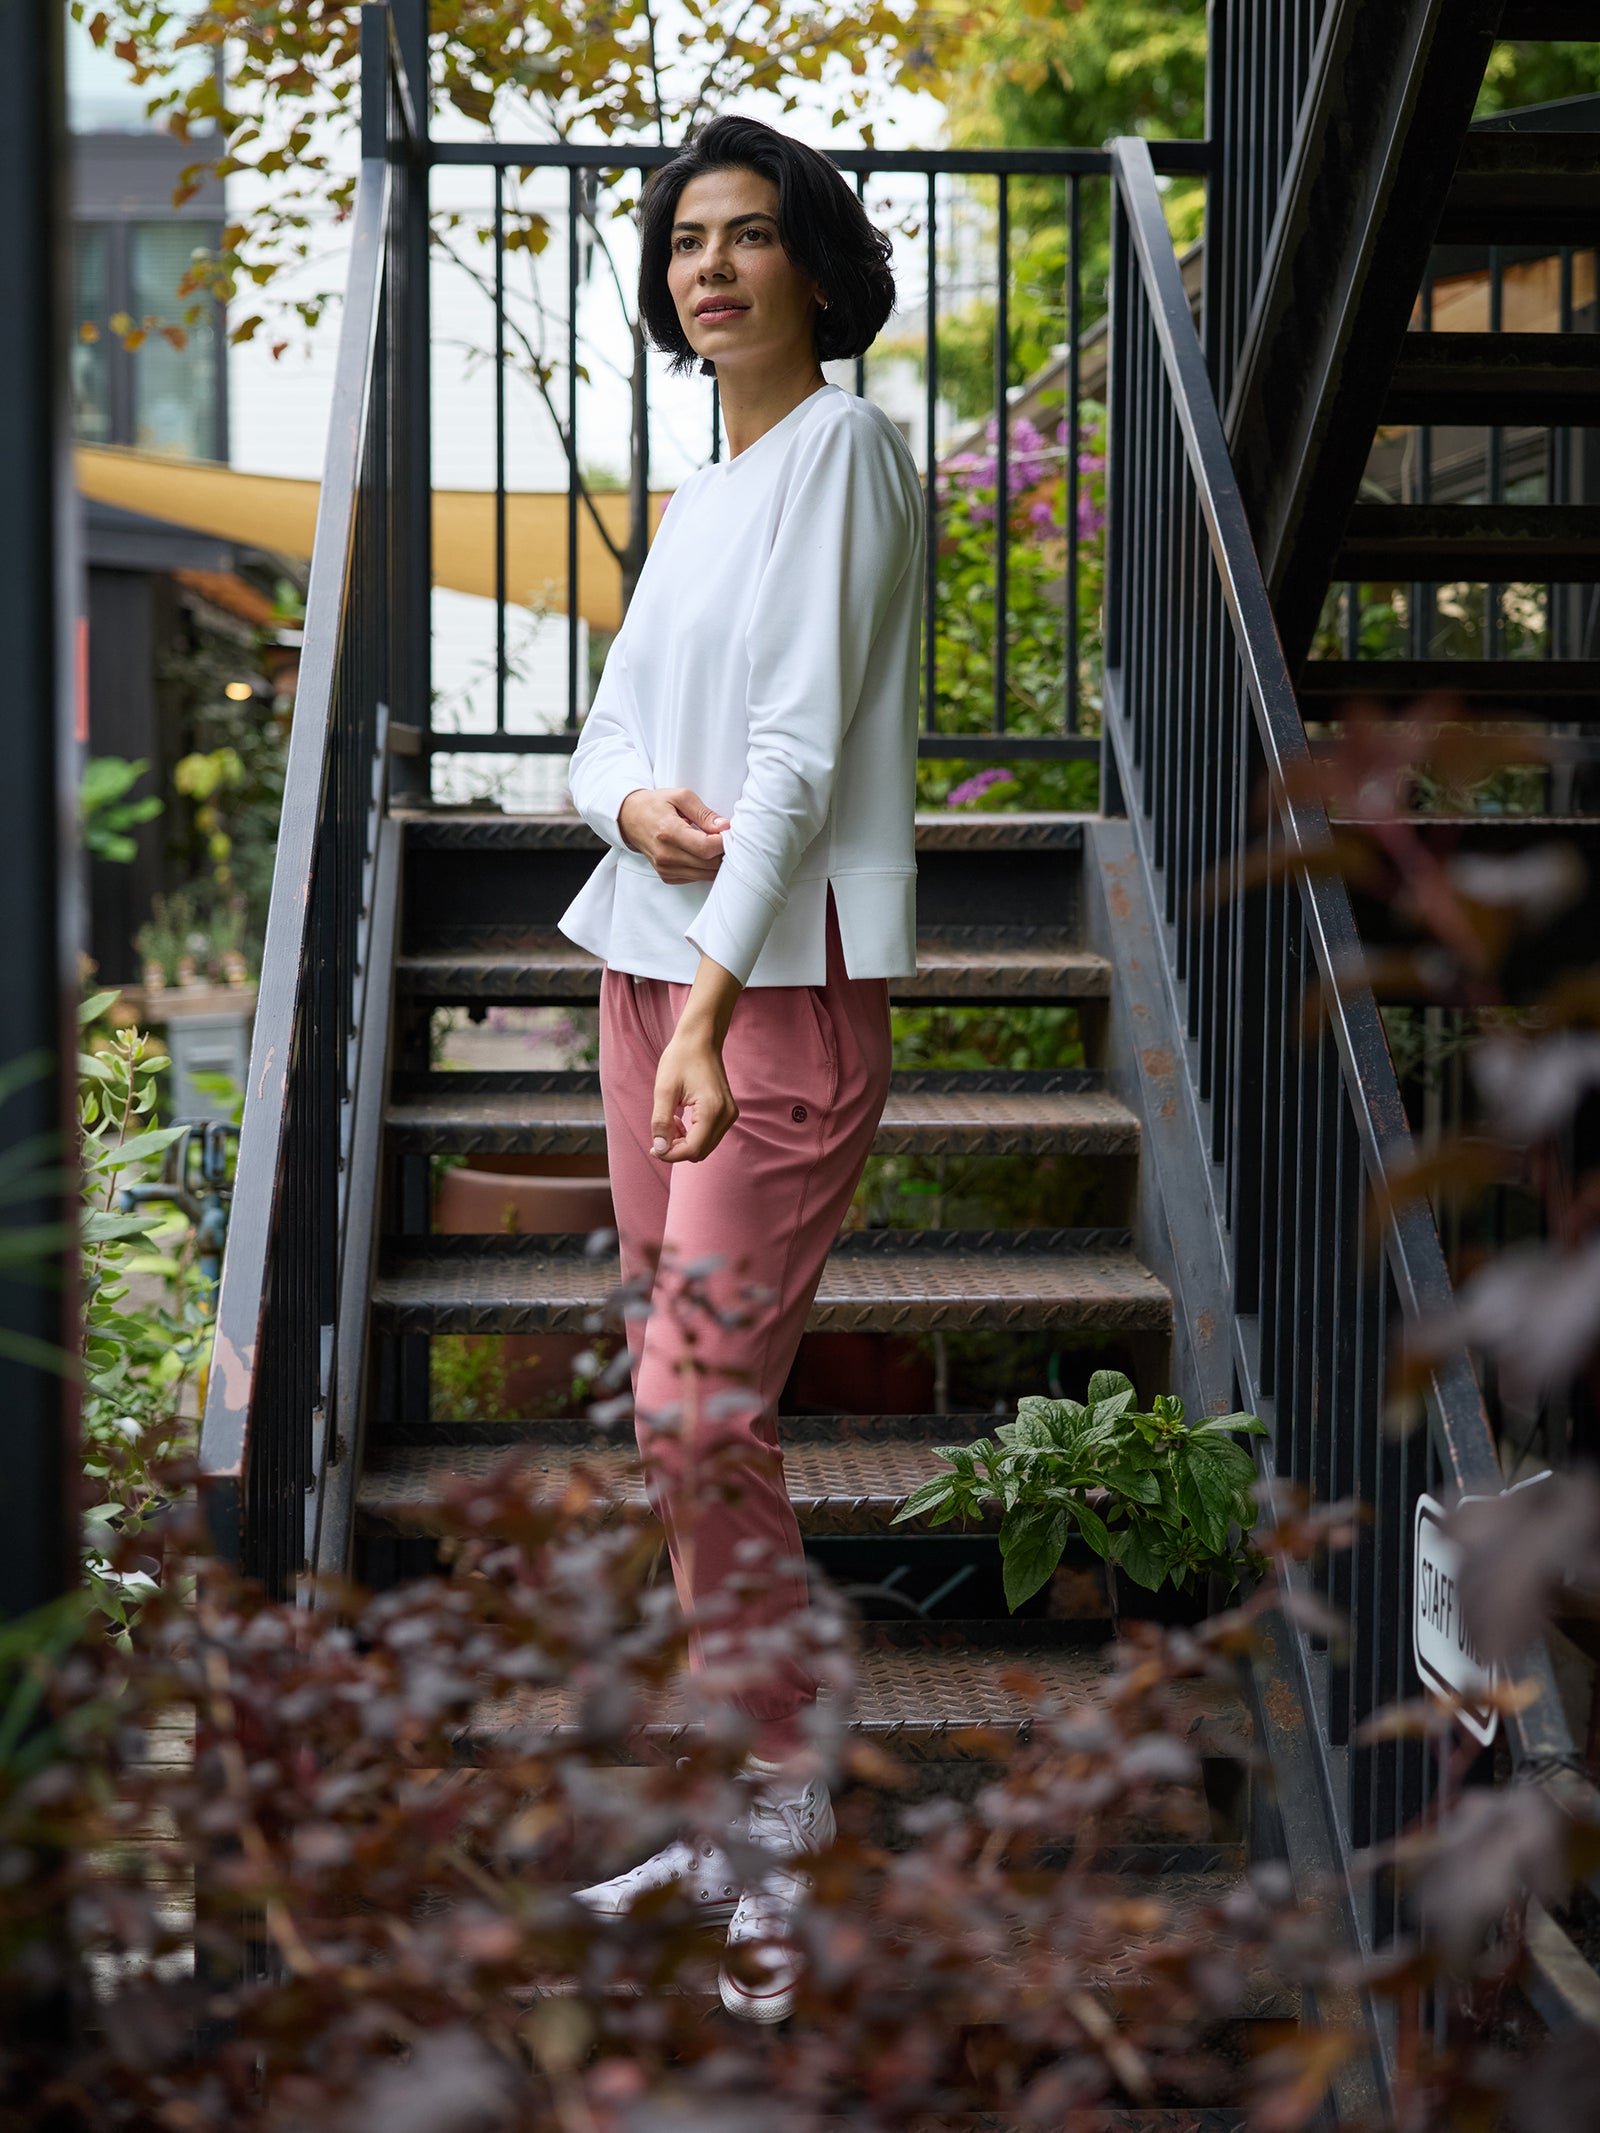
[433,1160,618,1411]
[434,1164,616,1238]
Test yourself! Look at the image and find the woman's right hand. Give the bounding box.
[617,787,730,884]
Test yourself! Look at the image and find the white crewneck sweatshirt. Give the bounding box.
[558,383,924,988]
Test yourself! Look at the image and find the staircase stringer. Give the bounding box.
[1083,808,1389,2116]
[311,808,403,1586]
[1219,0,1501,666]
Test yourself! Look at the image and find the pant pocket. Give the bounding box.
[803,984,840,1114]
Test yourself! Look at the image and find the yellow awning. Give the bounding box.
[74,444,669,634]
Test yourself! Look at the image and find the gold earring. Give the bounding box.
[818,293,829,310]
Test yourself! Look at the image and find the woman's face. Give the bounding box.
[666,165,824,379]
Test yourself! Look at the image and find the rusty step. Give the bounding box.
[371,1228,1172,1340]
[395,931,1111,1008]
[466,1620,1249,1768]
[386,1068,1138,1161]
[357,1416,1009,1539]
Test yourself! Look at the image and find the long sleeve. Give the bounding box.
[685,413,917,985]
[566,639,652,855]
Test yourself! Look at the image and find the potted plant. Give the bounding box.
[892,1369,1267,1622]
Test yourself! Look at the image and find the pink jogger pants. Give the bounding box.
[598,890,892,1746]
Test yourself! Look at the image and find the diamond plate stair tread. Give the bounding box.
[396,809,1090,853]
[396,933,1111,1004]
[468,1634,1250,1763]
[387,1080,1139,1158]
[526,1872,1290,2021]
[357,1426,1001,1537]
[372,1234,1171,1336]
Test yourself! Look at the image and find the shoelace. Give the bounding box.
[744,1792,811,1861]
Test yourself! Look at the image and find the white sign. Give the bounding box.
[1413,1493,1498,1747]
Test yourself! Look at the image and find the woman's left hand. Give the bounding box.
[651,1023,738,1162]
[651,956,743,1161]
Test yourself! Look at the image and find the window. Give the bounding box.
[73,225,113,444]
[132,224,217,459]
[71,220,224,461]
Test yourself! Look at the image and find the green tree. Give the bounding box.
[73,1,968,603]
[1476,38,1600,115]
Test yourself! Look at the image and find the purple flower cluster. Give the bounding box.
[943,417,1106,542]
[944,764,1018,808]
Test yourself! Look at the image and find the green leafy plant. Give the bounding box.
[78,994,212,1634]
[79,755,162,864]
[916,406,1108,817]
[894,1368,1268,1609]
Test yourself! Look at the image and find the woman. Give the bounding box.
[559,114,924,2021]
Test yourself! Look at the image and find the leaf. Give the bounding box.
[105,1127,184,1168]
[1016,1394,1085,1439]
[1063,1494,1110,1559]
[892,1475,957,1526]
[80,1211,165,1245]
[1088,1390,1137,1429]
[1085,1368,1134,1407]
[1176,1432,1257,1554]
[997,1412,1060,1452]
[1111,1518,1171,1592]
[1102,1460,1163,1505]
[1000,1508,1070,1611]
[933,1437,988,1469]
[1191,1408,1268,1438]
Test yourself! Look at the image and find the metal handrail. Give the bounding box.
[1107,132,1591,1946]
[197,9,408,1590]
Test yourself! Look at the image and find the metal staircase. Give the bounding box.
[195,0,1600,2091]
[352,810,1180,1739]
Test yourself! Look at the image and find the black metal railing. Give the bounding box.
[197,9,419,1594]
[1106,134,1587,1957]
[417,134,1207,779]
[1204,0,1331,404]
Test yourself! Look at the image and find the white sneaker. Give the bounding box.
[574,1834,741,1926]
[718,1774,835,2024]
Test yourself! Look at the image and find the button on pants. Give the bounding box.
[598,890,892,1746]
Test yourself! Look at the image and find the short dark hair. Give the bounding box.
[637,115,896,377]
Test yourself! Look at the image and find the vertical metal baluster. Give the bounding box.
[494,167,507,734]
[1411,262,1434,661]
[632,162,651,626]
[1487,244,1504,660]
[1066,174,1082,734]
[567,166,580,731]
[994,172,1009,736]
[854,172,868,399]
[1552,247,1574,661]
[925,170,939,735]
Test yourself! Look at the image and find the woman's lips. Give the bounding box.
[695,302,747,323]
